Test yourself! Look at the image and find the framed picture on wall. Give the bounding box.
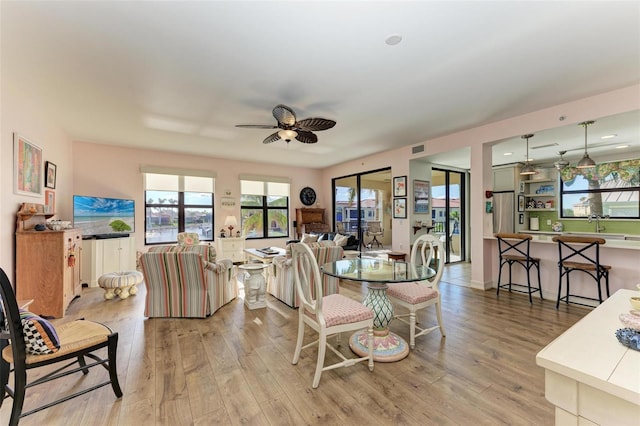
[14,133,43,197]
[393,198,407,218]
[45,190,55,214]
[393,176,407,197]
[45,161,57,189]
[413,180,430,213]
[518,194,525,212]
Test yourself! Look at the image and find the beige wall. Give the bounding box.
[71,141,323,255]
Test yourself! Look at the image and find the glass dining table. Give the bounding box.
[322,257,435,362]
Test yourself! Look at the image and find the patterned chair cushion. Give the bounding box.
[149,243,216,262]
[19,310,61,355]
[387,282,438,304]
[177,232,200,246]
[306,294,373,327]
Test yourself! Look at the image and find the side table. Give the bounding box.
[387,251,406,262]
[238,263,269,309]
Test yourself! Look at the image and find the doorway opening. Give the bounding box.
[431,168,466,263]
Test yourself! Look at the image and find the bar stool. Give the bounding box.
[495,233,542,303]
[552,235,611,309]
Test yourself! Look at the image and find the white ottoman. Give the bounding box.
[98,271,143,300]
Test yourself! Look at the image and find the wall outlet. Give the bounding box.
[399,244,403,249]
[546,219,552,225]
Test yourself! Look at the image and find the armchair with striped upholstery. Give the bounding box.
[268,242,344,308]
[141,243,237,318]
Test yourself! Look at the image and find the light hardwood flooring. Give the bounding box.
[1,262,588,425]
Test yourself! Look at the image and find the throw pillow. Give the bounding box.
[177,232,200,246]
[20,310,61,355]
[334,234,349,247]
[301,233,318,244]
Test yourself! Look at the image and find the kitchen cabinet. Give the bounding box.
[81,236,136,287]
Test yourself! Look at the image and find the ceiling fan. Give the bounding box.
[236,104,336,144]
[554,150,569,171]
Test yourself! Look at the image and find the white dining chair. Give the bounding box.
[290,243,374,388]
[387,234,446,349]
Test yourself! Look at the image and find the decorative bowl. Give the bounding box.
[631,297,640,311]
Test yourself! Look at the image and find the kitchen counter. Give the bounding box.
[536,289,640,424]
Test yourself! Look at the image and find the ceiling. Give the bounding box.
[2,2,639,169]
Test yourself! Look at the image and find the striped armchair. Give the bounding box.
[268,242,344,308]
[141,244,237,318]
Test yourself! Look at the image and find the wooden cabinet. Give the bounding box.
[81,236,136,287]
[216,237,245,263]
[295,208,326,238]
[493,166,517,191]
[16,229,82,318]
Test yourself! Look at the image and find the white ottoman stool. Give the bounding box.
[98,271,143,300]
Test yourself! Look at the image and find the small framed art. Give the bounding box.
[413,180,430,213]
[393,198,407,218]
[519,213,525,225]
[45,190,56,214]
[518,195,525,212]
[45,161,57,189]
[14,134,43,197]
[393,176,407,197]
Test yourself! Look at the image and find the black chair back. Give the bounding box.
[0,268,27,366]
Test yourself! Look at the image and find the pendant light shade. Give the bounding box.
[576,120,596,169]
[519,134,537,175]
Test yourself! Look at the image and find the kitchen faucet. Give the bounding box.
[588,214,609,233]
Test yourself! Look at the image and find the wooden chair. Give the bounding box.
[387,234,446,349]
[290,243,374,388]
[0,268,122,425]
[494,233,542,303]
[552,235,611,309]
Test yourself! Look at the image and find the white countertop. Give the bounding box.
[484,234,640,250]
[536,289,640,405]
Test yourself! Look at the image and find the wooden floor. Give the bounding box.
[1,263,588,425]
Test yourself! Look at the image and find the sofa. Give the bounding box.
[289,232,360,251]
[141,242,237,318]
[268,242,344,308]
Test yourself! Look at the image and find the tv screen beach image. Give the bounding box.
[73,196,135,237]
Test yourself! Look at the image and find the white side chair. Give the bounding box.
[387,234,446,349]
[290,243,374,388]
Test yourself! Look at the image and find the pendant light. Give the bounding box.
[554,150,569,171]
[576,120,596,168]
[519,134,537,175]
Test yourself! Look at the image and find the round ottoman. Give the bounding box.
[98,271,143,300]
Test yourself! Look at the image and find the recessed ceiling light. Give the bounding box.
[503,152,513,156]
[601,134,617,139]
[385,34,402,46]
[615,145,629,149]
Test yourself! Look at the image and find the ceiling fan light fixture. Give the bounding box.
[278,129,298,142]
[554,150,569,171]
[576,120,596,169]
[519,133,538,176]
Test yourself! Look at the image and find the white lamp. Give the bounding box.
[224,216,238,236]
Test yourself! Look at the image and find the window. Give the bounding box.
[240,179,289,239]
[144,172,215,244]
[560,159,640,218]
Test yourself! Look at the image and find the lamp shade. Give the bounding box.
[224,216,238,227]
[520,163,537,175]
[278,129,298,142]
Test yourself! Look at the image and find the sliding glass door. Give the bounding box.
[431,168,465,263]
[333,168,391,249]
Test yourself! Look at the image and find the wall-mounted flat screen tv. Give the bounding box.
[73,195,135,238]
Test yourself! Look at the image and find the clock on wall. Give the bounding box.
[300,187,317,206]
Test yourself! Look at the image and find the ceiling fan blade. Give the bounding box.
[273,104,296,127]
[235,124,278,129]
[295,130,318,144]
[262,132,281,144]
[295,117,336,132]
